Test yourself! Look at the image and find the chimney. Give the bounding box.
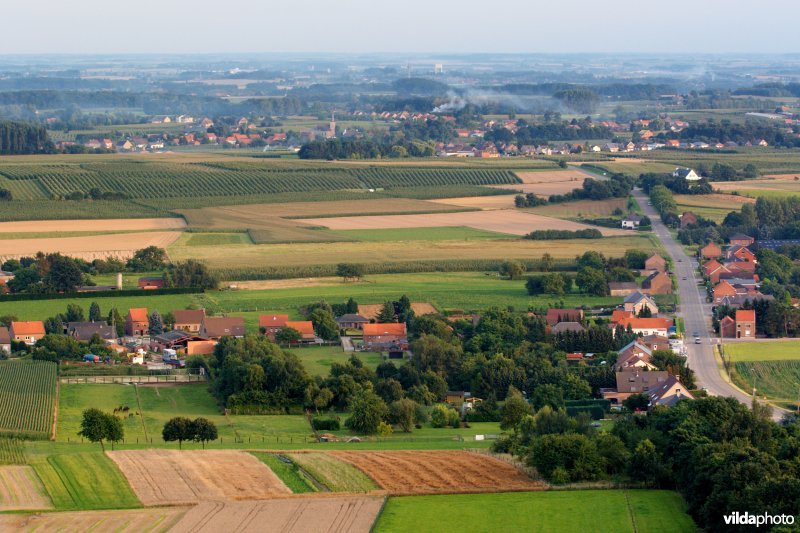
[116,273,123,290]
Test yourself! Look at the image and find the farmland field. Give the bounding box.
[526,198,627,219]
[287,452,378,492]
[250,453,317,493]
[0,230,183,261]
[171,496,385,533]
[0,217,185,233]
[0,507,189,532]
[374,490,695,533]
[732,361,800,408]
[0,360,57,439]
[331,226,514,241]
[330,450,543,495]
[0,465,53,510]
[725,340,800,362]
[428,195,518,209]
[0,438,25,464]
[108,449,291,505]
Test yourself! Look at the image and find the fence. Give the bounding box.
[60,374,207,384]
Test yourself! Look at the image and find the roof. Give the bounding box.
[645,253,666,264]
[259,314,289,328]
[173,309,206,325]
[285,321,315,337]
[735,309,756,322]
[642,271,670,288]
[128,308,148,322]
[335,313,369,324]
[66,321,115,340]
[612,310,634,323]
[729,233,754,241]
[10,321,45,336]
[615,370,670,393]
[552,321,585,334]
[608,282,639,291]
[545,308,583,326]
[154,330,191,343]
[201,317,246,337]
[648,375,694,405]
[617,317,672,330]
[624,291,656,305]
[719,315,735,325]
[703,259,724,273]
[619,340,653,356]
[363,323,408,336]
[0,327,9,344]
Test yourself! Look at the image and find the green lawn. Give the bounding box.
[283,345,387,377]
[374,490,694,533]
[331,226,515,242]
[724,341,800,362]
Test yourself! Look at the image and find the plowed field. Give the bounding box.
[0,507,188,532]
[171,496,384,533]
[0,466,52,511]
[330,451,543,495]
[108,450,290,505]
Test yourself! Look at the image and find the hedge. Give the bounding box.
[311,417,341,431]
[566,405,605,420]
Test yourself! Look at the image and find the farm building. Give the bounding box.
[9,321,46,345]
[363,323,408,351]
[642,272,672,295]
[172,309,206,333]
[186,340,217,355]
[125,308,149,336]
[259,314,289,340]
[200,317,246,339]
[545,309,584,327]
[0,327,9,353]
[138,277,165,290]
[284,321,316,343]
[608,282,639,296]
[335,314,370,330]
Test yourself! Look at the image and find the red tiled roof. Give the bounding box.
[172,309,205,324]
[617,317,672,330]
[10,321,45,336]
[735,310,756,322]
[260,314,289,328]
[128,308,148,322]
[285,321,314,337]
[363,323,407,336]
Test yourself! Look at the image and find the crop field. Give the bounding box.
[526,198,627,219]
[250,453,317,493]
[331,226,514,241]
[0,507,189,532]
[287,453,378,492]
[171,496,385,533]
[0,230,182,261]
[374,490,695,533]
[0,360,57,439]
[297,210,628,236]
[29,451,141,510]
[428,195,518,209]
[0,465,53,511]
[0,438,25,464]
[185,232,252,246]
[515,170,588,184]
[733,361,800,408]
[108,449,291,505]
[330,451,543,495]
[724,340,800,362]
[0,217,185,233]
[580,160,678,176]
[674,193,753,222]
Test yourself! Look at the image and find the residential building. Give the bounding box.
[648,375,694,407]
[608,282,639,296]
[125,308,149,336]
[362,323,408,351]
[621,214,643,229]
[703,259,730,284]
[615,317,673,337]
[552,321,585,334]
[680,212,698,228]
[642,272,672,295]
[199,317,246,339]
[335,314,370,330]
[10,321,46,345]
[700,242,723,259]
[639,334,671,351]
[719,316,736,338]
[726,245,757,263]
[623,292,659,315]
[614,341,657,371]
[644,254,667,273]
[673,167,701,181]
[545,309,584,327]
[729,233,755,247]
[735,309,756,339]
[0,327,10,353]
[172,309,206,333]
[284,321,316,342]
[713,281,738,304]
[603,370,671,404]
[66,321,115,342]
[259,314,289,340]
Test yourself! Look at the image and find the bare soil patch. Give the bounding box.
[358,302,437,320]
[330,450,544,495]
[0,507,188,532]
[515,170,587,183]
[0,231,182,262]
[171,496,384,533]
[299,210,626,236]
[0,218,185,233]
[108,450,290,506]
[0,466,52,511]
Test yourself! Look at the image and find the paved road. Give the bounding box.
[631,189,788,421]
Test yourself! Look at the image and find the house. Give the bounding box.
[703,259,729,284]
[700,242,723,259]
[648,375,694,407]
[172,309,206,333]
[623,292,659,316]
[673,167,701,181]
[621,214,643,229]
[719,316,736,338]
[362,323,408,351]
[603,143,619,152]
[199,317,245,339]
[66,321,116,342]
[735,309,756,338]
[713,281,738,304]
[138,277,164,290]
[680,212,698,228]
[729,233,755,247]
[603,370,671,404]
[726,245,757,263]
[724,261,757,276]
[608,282,639,297]
[335,314,369,330]
[125,308,149,336]
[284,321,316,342]
[611,309,634,327]
[259,314,289,340]
[445,391,466,405]
[614,341,657,371]
[640,334,671,352]
[9,321,46,345]
[644,254,667,273]
[552,321,585,334]
[545,309,584,327]
[615,317,673,337]
[642,272,672,295]
[720,276,759,290]
[186,340,217,355]
[717,293,774,310]
[0,327,10,353]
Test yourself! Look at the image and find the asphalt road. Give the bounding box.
[631,189,787,420]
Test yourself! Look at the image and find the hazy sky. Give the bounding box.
[4,0,799,54]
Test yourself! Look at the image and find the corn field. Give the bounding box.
[0,360,58,439]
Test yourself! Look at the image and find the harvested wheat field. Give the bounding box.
[171,496,384,533]
[515,170,587,184]
[108,450,291,506]
[489,181,585,196]
[0,507,188,532]
[0,231,182,261]
[0,466,52,511]
[330,451,544,495]
[299,210,626,236]
[0,218,185,233]
[429,195,518,210]
[358,302,437,320]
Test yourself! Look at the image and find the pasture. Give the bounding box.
[374,490,695,533]
[724,340,800,362]
[285,345,386,377]
[0,360,58,439]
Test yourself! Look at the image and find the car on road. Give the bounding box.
[677,259,682,262]
[695,337,702,344]
[682,276,687,280]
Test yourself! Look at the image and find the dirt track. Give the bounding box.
[0,466,52,511]
[108,450,291,506]
[0,218,186,233]
[171,496,384,533]
[330,450,544,495]
[0,507,188,532]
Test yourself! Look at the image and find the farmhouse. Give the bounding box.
[623,291,659,316]
[259,314,289,340]
[66,321,116,342]
[9,321,46,345]
[0,327,9,353]
[284,321,316,343]
[200,317,246,339]
[172,309,206,333]
[545,308,584,327]
[125,308,149,337]
[363,323,408,351]
[335,313,370,330]
[673,167,701,181]
[641,272,672,295]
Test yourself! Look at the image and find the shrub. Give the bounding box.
[311,417,341,431]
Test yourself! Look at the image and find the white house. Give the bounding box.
[672,167,701,181]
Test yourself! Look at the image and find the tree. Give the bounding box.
[78,408,123,452]
[108,308,124,337]
[105,413,124,450]
[336,263,365,282]
[89,301,102,322]
[626,439,661,483]
[163,417,193,449]
[623,393,650,412]
[169,260,219,289]
[530,384,565,410]
[148,310,164,335]
[191,418,218,449]
[539,253,554,272]
[345,297,358,314]
[345,389,388,434]
[638,305,652,318]
[541,273,566,295]
[377,421,394,436]
[6,267,40,293]
[377,301,396,323]
[44,255,84,293]
[309,308,339,341]
[576,266,609,296]
[499,260,526,280]
[389,398,419,432]
[577,251,605,270]
[65,303,85,322]
[276,327,302,344]
[127,246,166,271]
[500,386,533,433]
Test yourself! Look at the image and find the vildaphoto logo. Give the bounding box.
[723,512,795,527]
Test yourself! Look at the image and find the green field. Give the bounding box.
[250,452,317,493]
[374,490,695,533]
[331,226,515,241]
[285,345,387,377]
[0,360,58,439]
[288,452,378,492]
[724,341,800,362]
[732,361,800,408]
[28,451,141,510]
[0,438,25,464]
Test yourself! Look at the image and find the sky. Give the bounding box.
[3,0,799,55]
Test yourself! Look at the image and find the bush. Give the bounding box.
[311,417,341,431]
[565,406,604,420]
[524,229,602,240]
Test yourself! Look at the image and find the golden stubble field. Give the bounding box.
[0,465,52,511]
[0,231,183,261]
